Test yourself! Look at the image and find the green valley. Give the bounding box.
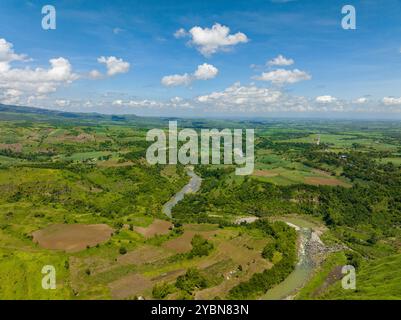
[1,104,401,300]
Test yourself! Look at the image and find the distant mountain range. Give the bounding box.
[3,103,398,129]
[0,103,270,129]
[0,103,133,121]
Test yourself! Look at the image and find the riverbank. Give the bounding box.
[162,166,202,218]
[235,214,328,300]
[261,224,327,300]
[163,175,333,300]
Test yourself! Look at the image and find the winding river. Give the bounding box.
[234,217,325,300]
[261,226,318,300]
[162,166,202,218]
[162,168,322,300]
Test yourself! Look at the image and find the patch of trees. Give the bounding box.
[152,282,175,299]
[172,175,300,223]
[228,220,297,299]
[314,152,401,232]
[122,149,146,161]
[167,234,214,264]
[152,267,212,299]
[187,235,214,258]
[3,164,188,220]
[0,149,54,161]
[303,150,344,168]
[257,138,321,155]
[175,149,401,243]
[175,268,208,294]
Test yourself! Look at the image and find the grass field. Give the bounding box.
[0,249,71,300]
[1,107,401,300]
[252,149,351,186]
[312,254,401,300]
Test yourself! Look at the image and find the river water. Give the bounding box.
[261,227,316,300]
[162,167,202,218]
[162,168,319,299]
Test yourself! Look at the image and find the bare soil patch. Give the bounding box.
[51,132,96,143]
[304,177,349,187]
[97,160,134,167]
[253,169,278,177]
[0,143,22,152]
[74,133,95,142]
[162,229,217,253]
[118,245,172,265]
[109,273,153,299]
[151,269,186,282]
[32,224,113,252]
[195,236,271,299]
[234,217,259,224]
[312,265,343,297]
[134,219,172,238]
[311,169,332,176]
[216,236,269,266]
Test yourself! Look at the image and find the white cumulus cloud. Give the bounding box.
[161,73,192,87]
[195,82,299,113]
[55,99,71,107]
[383,97,401,105]
[254,68,311,84]
[0,39,79,105]
[354,97,368,104]
[162,63,218,87]
[316,95,337,103]
[193,63,219,80]
[97,56,130,76]
[267,55,294,66]
[0,38,29,72]
[178,23,248,57]
[88,69,103,79]
[111,98,193,110]
[174,28,188,38]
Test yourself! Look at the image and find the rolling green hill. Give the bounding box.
[1,103,401,300]
[322,254,401,300]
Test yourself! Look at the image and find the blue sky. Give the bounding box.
[1,0,401,117]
